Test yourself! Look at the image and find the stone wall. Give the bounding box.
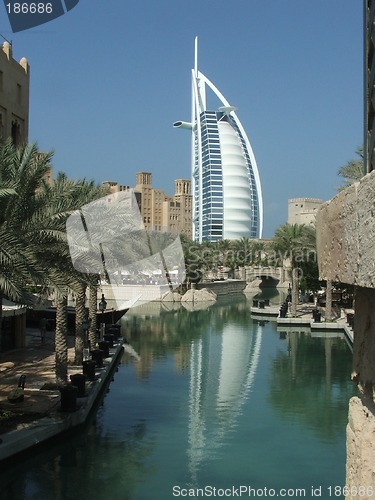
[197,280,246,296]
[316,170,375,289]
[346,397,375,500]
[315,170,375,497]
[352,287,375,390]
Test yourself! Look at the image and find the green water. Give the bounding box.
[0,296,356,499]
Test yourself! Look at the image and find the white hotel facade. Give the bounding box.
[174,38,263,242]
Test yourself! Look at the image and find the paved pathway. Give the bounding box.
[0,329,78,434]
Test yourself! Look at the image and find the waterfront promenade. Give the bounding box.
[250,302,354,344]
[0,327,124,463]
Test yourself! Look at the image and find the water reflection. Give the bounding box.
[269,330,355,443]
[188,319,262,481]
[0,410,155,500]
[0,297,356,499]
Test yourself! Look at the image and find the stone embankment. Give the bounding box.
[161,287,217,303]
[160,280,246,304]
[0,335,125,464]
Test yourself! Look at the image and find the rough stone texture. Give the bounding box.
[316,171,375,494]
[243,280,262,291]
[316,171,375,288]
[357,174,375,288]
[316,181,358,285]
[346,396,375,500]
[181,288,216,303]
[197,280,246,296]
[161,291,182,302]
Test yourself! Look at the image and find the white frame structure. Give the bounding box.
[174,37,263,242]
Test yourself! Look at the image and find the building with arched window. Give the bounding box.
[174,38,263,242]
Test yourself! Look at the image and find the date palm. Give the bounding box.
[39,173,106,383]
[337,146,365,191]
[273,223,316,316]
[0,139,54,341]
[0,138,106,382]
[73,279,87,366]
[88,278,98,350]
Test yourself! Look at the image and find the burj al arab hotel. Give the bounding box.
[174,38,263,242]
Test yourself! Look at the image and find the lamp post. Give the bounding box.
[82,318,90,360]
[99,293,107,341]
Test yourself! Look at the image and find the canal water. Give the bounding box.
[1,295,356,500]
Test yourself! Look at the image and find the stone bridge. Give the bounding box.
[240,266,290,287]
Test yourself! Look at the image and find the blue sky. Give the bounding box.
[1,0,363,237]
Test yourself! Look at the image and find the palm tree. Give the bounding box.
[273,223,316,316]
[40,174,107,383]
[55,290,69,385]
[88,278,98,350]
[338,146,365,191]
[0,139,54,342]
[74,279,87,366]
[0,138,108,382]
[233,237,254,267]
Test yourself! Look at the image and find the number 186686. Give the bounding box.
[6,3,53,14]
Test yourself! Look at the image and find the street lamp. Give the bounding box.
[99,293,107,340]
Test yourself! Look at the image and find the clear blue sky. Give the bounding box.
[1,0,363,237]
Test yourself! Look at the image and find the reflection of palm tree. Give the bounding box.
[269,332,356,442]
[25,419,155,498]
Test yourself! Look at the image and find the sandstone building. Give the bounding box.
[287,198,322,226]
[0,41,29,145]
[103,173,192,239]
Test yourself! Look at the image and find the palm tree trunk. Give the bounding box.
[88,280,97,350]
[291,266,299,317]
[55,292,68,385]
[0,289,3,351]
[325,279,332,322]
[74,282,87,365]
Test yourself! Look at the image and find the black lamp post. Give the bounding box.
[99,293,107,340]
[82,318,90,359]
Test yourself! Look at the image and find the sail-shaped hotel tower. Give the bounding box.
[174,38,263,242]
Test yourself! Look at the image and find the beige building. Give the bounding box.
[104,173,192,238]
[287,198,323,226]
[0,41,29,145]
[162,179,192,238]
